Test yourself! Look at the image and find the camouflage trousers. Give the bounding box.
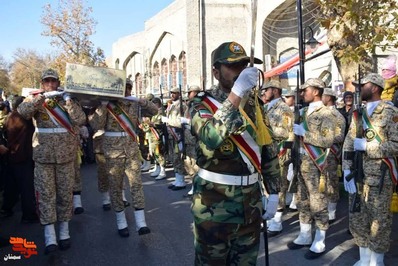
[278,155,289,209]
[73,156,82,193]
[95,153,108,193]
[325,156,340,203]
[184,144,199,177]
[193,217,261,265]
[172,141,186,175]
[149,140,166,167]
[296,155,329,230]
[34,161,75,225]
[349,177,394,253]
[105,153,145,212]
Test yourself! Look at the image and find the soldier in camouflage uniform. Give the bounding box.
[261,80,294,237]
[162,87,188,190]
[17,69,86,255]
[190,41,280,265]
[343,73,398,265]
[287,78,334,260]
[321,88,345,223]
[145,97,167,180]
[89,80,157,237]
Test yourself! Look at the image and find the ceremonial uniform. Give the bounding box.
[343,73,398,265]
[190,41,280,265]
[17,69,86,254]
[89,95,157,236]
[288,78,334,260]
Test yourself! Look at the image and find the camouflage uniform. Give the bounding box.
[92,134,108,193]
[146,108,166,168]
[17,95,86,225]
[264,97,294,209]
[296,103,334,231]
[190,85,280,265]
[166,96,187,176]
[89,99,157,212]
[343,100,398,253]
[325,106,345,206]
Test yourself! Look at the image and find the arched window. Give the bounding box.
[161,58,168,90]
[170,55,177,88]
[152,62,160,89]
[179,52,186,89]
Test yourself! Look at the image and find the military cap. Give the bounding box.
[146,93,154,101]
[126,79,133,86]
[300,78,326,90]
[211,41,262,66]
[188,85,201,92]
[41,69,59,80]
[323,87,336,97]
[282,88,296,97]
[262,80,282,90]
[170,87,180,93]
[352,73,384,89]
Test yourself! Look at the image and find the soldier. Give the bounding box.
[140,93,155,172]
[343,73,398,265]
[146,97,167,180]
[321,88,345,223]
[182,85,201,197]
[261,80,294,237]
[287,78,334,260]
[190,41,280,264]
[162,87,187,191]
[17,69,86,254]
[89,79,157,237]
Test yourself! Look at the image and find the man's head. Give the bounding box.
[152,97,162,108]
[170,87,180,101]
[187,85,201,99]
[282,88,295,107]
[300,78,325,103]
[261,80,282,102]
[352,73,384,102]
[321,87,337,106]
[342,91,354,106]
[211,41,262,92]
[41,69,60,92]
[146,93,154,101]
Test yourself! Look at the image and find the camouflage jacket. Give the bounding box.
[17,95,86,164]
[89,99,157,159]
[343,101,398,186]
[265,98,294,142]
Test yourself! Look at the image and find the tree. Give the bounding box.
[314,0,398,87]
[10,49,47,93]
[41,0,106,78]
[0,55,10,93]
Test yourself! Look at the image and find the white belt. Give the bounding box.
[198,168,258,186]
[35,127,68,133]
[104,131,127,137]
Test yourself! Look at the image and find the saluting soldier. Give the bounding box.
[18,69,86,255]
[162,87,188,191]
[287,78,334,260]
[190,41,280,265]
[343,73,398,265]
[89,79,157,237]
[261,80,294,237]
[321,88,346,223]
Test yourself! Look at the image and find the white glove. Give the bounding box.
[293,124,306,136]
[262,194,279,220]
[63,93,71,101]
[180,117,191,125]
[354,138,366,151]
[287,163,294,181]
[231,67,258,98]
[43,91,64,99]
[101,100,109,106]
[178,142,183,151]
[161,116,169,123]
[343,170,357,194]
[124,96,140,102]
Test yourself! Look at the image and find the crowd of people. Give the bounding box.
[0,41,397,266]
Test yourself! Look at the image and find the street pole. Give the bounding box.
[296,0,305,85]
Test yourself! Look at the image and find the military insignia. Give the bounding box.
[248,99,254,106]
[393,116,398,123]
[41,112,50,121]
[321,128,328,137]
[364,128,376,142]
[46,99,56,109]
[219,139,234,155]
[112,121,118,127]
[282,113,290,126]
[229,42,244,54]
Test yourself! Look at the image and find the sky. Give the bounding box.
[0,0,175,62]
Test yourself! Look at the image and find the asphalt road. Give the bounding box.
[0,163,397,265]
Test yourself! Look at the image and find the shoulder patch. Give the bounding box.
[198,109,213,119]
